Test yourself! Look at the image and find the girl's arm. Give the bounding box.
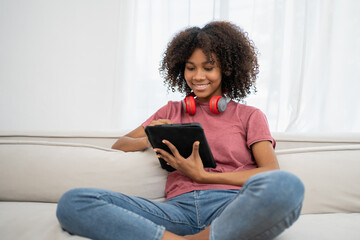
[112,119,172,152]
[111,126,149,152]
[196,141,279,186]
[155,140,279,186]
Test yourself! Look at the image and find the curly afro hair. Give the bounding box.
[160,21,259,101]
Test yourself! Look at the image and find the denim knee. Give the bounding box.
[56,188,166,240]
[251,170,304,204]
[246,170,305,220]
[56,188,90,230]
[210,171,305,240]
[272,170,304,208]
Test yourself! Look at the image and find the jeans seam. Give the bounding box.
[153,225,165,240]
[194,191,202,228]
[96,192,198,228]
[209,224,215,240]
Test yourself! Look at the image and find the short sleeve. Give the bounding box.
[141,104,169,127]
[246,109,276,149]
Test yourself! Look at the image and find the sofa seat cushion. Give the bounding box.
[0,202,87,239]
[275,213,360,240]
[1,202,359,240]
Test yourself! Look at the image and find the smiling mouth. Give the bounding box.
[193,83,210,90]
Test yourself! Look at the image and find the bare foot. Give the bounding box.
[184,226,210,240]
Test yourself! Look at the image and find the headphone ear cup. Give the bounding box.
[182,95,196,115]
[209,96,222,114]
[217,97,229,112]
[209,96,230,114]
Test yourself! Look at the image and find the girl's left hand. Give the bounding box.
[154,140,207,183]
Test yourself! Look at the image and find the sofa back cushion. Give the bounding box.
[277,145,360,214]
[0,141,167,203]
[1,139,360,215]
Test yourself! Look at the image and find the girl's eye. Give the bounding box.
[186,67,195,71]
[204,67,214,71]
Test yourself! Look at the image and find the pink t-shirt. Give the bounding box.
[142,100,275,199]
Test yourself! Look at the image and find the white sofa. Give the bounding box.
[1,131,360,240]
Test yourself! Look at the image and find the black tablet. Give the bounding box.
[145,123,216,172]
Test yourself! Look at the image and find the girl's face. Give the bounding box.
[184,48,222,103]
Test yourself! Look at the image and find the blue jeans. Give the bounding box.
[56,170,304,240]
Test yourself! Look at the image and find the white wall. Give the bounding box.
[0,0,121,131]
[1,0,359,133]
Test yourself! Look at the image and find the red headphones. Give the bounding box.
[182,93,230,115]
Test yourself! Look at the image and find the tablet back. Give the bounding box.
[145,123,216,172]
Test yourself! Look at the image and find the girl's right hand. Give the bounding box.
[144,119,171,149]
[149,119,172,126]
[111,119,172,151]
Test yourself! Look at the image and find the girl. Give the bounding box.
[57,21,304,240]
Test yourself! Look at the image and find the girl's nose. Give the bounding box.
[193,69,206,80]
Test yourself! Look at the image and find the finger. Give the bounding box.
[158,119,172,124]
[162,140,180,157]
[149,120,162,126]
[192,141,200,158]
[154,148,174,164]
[149,119,172,126]
[149,120,161,126]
